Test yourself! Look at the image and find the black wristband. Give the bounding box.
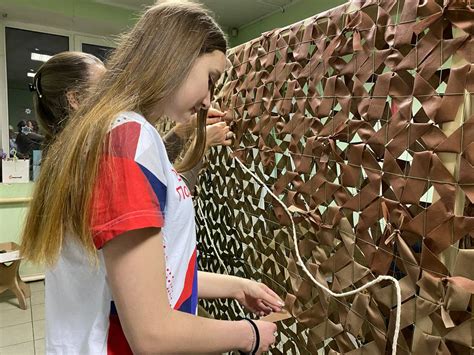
[238,318,260,355]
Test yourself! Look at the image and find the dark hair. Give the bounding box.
[28,119,39,132]
[17,120,28,130]
[31,52,104,145]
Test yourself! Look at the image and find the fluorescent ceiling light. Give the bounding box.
[27,72,36,78]
[31,52,52,62]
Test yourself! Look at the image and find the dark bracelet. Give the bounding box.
[238,318,260,355]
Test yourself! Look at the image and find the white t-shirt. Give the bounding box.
[45,112,198,354]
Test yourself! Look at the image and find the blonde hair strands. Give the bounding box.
[21,0,227,265]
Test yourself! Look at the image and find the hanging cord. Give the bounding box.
[228,146,402,355]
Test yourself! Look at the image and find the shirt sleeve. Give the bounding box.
[90,121,166,249]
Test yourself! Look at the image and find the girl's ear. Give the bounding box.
[66,90,80,111]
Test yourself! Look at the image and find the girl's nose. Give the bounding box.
[201,91,211,110]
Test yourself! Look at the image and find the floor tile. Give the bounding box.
[0,341,34,355]
[32,304,44,321]
[0,280,46,353]
[0,291,27,313]
[34,339,45,355]
[0,307,31,328]
[27,281,44,293]
[0,288,33,313]
[30,290,44,306]
[0,323,33,348]
[33,320,44,340]
[0,290,14,301]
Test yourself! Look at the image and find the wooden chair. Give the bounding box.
[0,242,30,310]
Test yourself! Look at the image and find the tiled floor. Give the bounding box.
[0,281,45,355]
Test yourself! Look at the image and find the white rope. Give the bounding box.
[229,147,402,355]
[196,198,246,315]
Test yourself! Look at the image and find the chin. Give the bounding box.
[185,111,196,121]
[170,112,194,124]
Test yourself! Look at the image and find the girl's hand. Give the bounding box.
[234,280,284,317]
[206,107,226,125]
[255,320,277,354]
[205,108,233,147]
[240,320,277,354]
[206,121,232,147]
[174,108,227,139]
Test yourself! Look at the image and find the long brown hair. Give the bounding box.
[21,0,227,265]
[31,52,104,145]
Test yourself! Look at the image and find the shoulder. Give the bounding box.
[113,111,157,134]
[105,112,164,159]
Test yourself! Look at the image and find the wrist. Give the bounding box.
[236,320,254,352]
[230,276,248,300]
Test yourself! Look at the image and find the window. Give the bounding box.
[3,27,69,180]
[0,26,116,182]
[82,43,114,62]
[74,34,116,62]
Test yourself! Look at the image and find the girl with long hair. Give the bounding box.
[21,1,282,353]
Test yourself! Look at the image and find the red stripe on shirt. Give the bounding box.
[104,121,141,158]
[174,248,197,310]
[107,314,133,355]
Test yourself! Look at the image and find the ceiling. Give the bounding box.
[95,0,299,30]
[0,1,301,40]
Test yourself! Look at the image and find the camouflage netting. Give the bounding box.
[194,0,474,353]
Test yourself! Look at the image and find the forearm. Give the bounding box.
[25,132,44,141]
[152,310,252,353]
[104,229,254,353]
[198,271,244,300]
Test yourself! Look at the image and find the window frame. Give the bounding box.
[73,34,116,53]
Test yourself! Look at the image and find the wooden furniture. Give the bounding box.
[0,242,30,310]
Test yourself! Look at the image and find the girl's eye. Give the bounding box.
[208,77,215,100]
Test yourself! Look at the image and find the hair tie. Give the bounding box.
[238,318,260,355]
[28,76,43,99]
